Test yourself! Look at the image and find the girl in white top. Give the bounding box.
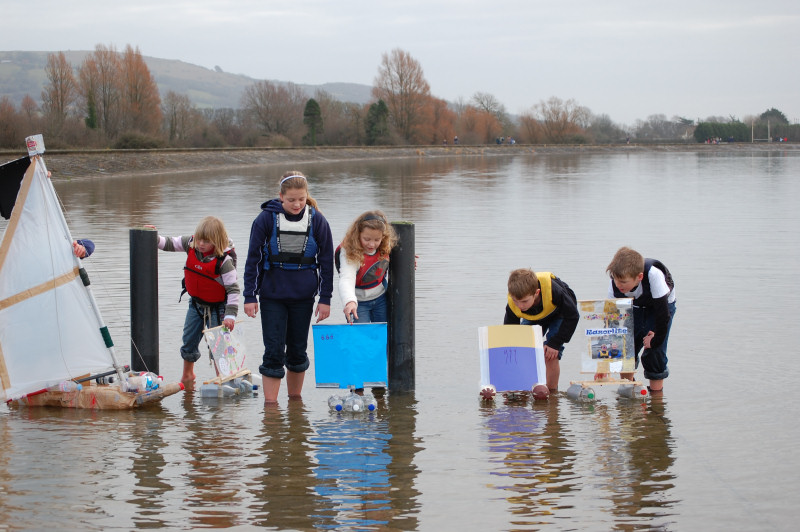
[337,211,397,323]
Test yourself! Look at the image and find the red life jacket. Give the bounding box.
[183,249,229,304]
[335,245,389,289]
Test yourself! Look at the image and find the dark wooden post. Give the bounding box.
[388,222,415,391]
[130,227,159,373]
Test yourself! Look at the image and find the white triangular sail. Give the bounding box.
[0,156,116,401]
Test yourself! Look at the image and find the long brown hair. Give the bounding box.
[341,210,397,265]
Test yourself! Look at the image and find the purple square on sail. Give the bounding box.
[488,346,540,391]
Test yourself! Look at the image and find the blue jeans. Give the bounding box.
[634,301,676,380]
[521,317,565,359]
[180,298,224,363]
[355,293,388,323]
[258,298,314,379]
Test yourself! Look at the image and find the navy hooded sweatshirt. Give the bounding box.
[243,198,333,305]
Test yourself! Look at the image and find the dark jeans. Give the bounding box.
[355,293,388,323]
[634,301,676,380]
[258,298,314,379]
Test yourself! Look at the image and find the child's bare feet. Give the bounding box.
[181,361,196,388]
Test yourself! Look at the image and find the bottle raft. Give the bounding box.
[199,369,257,399]
[566,377,648,402]
[327,386,379,415]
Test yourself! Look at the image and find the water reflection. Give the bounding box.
[481,397,577,527]
[310,407,393,528]
[175,391,257,528]
[612,396,677,527]
[1,149,798,529]
[126,410,171,528]
[481,393,677,529]
[248,400,319,529]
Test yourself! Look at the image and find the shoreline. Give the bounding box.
[2,143,797,179]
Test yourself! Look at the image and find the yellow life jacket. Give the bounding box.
[507,272,557,321]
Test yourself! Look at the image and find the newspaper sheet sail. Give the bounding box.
[478,325,546,392]
[0,137,183,408]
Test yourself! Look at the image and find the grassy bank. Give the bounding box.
[2,143,796,179]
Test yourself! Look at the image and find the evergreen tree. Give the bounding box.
[85,92,98,130]
[365,99,390,145]
[302,98,323,146]
[759,108,789,125]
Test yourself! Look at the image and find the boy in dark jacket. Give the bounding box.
[606,247,676,394]
[504,268,579,393]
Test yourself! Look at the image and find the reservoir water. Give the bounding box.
[1,147,798,530]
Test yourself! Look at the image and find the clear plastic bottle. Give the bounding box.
[139,372,161,390]
[327,395,344,412]
[566,383,595,401]
[234,378,254,394]
[362,392,378,412]
[200,383,237,398]
[48,380,82,392]
[126,373,159,392]
[343,391,364,413]
[617,384,648,399]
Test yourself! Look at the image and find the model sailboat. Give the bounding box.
[0,135,183,409]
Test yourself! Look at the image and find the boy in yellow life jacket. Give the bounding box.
[504,268,580,393]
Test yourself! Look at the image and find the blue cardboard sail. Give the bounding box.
[313,323,388,389]
[478,325,545,392]
[577,299,636,374]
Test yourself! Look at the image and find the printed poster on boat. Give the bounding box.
[578,298,636,374]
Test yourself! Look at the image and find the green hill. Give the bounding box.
[0,50,373,109]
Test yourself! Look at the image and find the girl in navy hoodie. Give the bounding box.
[243,171,333,404]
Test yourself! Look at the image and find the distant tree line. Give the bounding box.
[0,45,796,150]
[693,109,799,143]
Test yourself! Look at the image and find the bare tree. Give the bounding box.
[518,111,542,144]
[372,48,431,143]
[241,80,306,142]
[78,44,122,139]
[162,91,196,143]
[204,108,243,146]
[532,96,590,143]
[41,52,77,135]
[455,104,502,144]
[120,45,162,136]
[586,113,627,144]
[633,114,685,141]
[0,97,23,148]
[20,95,40,133]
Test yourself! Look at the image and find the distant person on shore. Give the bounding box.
[153,217,239,387]
[603,246,676,394]
[454,135,459,144]
[243,171,333,405]
[336,210,397,324]
[504,268,579,393]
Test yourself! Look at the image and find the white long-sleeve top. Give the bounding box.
[337,246,387,306]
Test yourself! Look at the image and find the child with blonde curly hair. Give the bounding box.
[336,210,397,323]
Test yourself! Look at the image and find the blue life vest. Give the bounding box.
[264,206,319,270]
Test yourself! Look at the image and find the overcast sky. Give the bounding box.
[6,0,799,125]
